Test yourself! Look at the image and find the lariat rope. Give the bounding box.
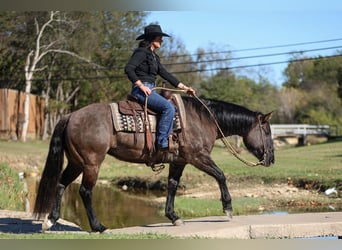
[146,87,263,167]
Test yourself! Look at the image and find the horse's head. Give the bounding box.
[243,112,275,167]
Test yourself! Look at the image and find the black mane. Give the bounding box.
[183,96,259,136]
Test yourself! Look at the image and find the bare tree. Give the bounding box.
[277,87,304,123]
[22,11,102,141]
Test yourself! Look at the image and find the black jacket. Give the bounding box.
[124,47,179,87]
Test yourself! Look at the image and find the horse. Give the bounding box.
[33,95,274,232]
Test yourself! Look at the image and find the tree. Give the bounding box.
[67,11,148,106]
[1,11,149,140]
[282,53,342,130]
[21,11,105,142]
[200,72,279,115]
[277,87,304,123]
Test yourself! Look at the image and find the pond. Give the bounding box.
[24,175,342,233]
[60,183,168,232]
[24,176,168,232]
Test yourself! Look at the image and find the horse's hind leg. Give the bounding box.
[79,164,106,233]
[43,163,82,231]
[165,163,186,225]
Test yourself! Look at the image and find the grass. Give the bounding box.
[0,232,178,239]
[214,139,342,188]
[172,196,270,218]
[1,138,342,187]
[0,163,24,211]
[1,138,342,208]
[0,138,342,239]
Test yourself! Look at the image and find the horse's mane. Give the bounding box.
[182,96,260,135]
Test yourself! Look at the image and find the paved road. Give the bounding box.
[106,212,342,239]
[0,210,83,234]
[0,209,341,239]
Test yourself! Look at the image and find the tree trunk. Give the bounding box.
[21,80,31,142]
[21,50,34,142]
[42,89,50,140]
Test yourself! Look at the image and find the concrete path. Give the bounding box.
[0,209,341,239]
[105,212,342,239]
[0,209,83,234]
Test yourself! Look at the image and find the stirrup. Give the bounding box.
[150,163,166,174]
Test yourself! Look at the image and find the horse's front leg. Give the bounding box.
[165,163,186,226]
[192,155,233,219]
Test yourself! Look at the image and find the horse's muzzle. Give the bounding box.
[262,150,275,167]
[265,156,275,167]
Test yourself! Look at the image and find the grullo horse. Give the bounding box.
[34,96,274,232]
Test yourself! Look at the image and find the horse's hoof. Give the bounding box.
[90,224,107,233]
[101,229,111,234]
[173,219,185,226]
[42,218,53,232]
[224,209,233,220]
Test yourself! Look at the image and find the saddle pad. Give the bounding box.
[110,103,182,133]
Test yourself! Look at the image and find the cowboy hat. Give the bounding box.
[136,24,170,40]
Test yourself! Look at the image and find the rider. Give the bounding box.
[124,24,195,155]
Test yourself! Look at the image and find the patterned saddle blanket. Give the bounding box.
[109,94,186,133]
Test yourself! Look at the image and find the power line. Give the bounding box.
[163,45,342,66]
[4,53,342,83]
[4,37,342,83]
[163,37,342,58]
[24,44,342,74]
[22,37,342,70]
[168,54,342,74]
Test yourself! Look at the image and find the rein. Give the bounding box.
[191,94,264,167]
[146,87,264,167]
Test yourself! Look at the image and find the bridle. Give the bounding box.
[256,119,268,166]
[145,87,268,167]
[198,97,267,167]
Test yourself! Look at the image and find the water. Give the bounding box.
[25,177,168,232]
[60,183,168,231]
[24,176,342,234]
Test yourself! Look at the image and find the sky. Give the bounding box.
[145,2,342,86]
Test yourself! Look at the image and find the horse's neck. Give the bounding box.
[214,108,255,138]
[219,117,251,138]
[184,97,255,138]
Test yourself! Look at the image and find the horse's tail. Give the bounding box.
[33,114,71,219]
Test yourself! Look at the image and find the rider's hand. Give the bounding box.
[178,82,196,96]
[139,85,152,96]
[186,87,196,96]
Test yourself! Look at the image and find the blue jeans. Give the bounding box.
[131,82,175,148]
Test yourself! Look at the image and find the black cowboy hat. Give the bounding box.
[136,24,170,40]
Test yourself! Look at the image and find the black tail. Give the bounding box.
[33,114,70,219]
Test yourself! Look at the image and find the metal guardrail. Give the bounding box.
[270,124,331,138]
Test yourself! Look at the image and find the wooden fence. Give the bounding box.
[0,88,45,140]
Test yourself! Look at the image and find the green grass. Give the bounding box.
[0,163,24,211]
[172,196,270,218]
[97,139,342,194]
[1,138,342,187]
[1,139,342,239]
[0,232,177,239]
[212,140,342,188]
[1,139,342,211]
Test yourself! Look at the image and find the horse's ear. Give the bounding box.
[258,111,273,124]
[263,111,273,123]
